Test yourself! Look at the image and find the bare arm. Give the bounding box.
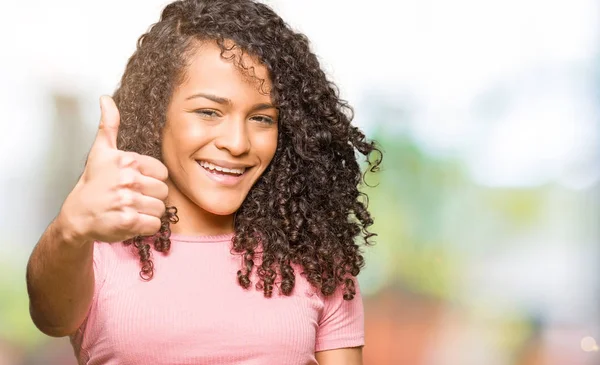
[26,213,94,337]
[316,347,363,365]
[25,96,168,337]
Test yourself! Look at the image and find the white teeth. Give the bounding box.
[199,161,245,175]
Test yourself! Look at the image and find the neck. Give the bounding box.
[169,209,234,237]
[165,187,234,237]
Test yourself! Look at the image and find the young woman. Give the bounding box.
[26,0,380,364]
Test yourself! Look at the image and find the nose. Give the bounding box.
[214,117,251,156]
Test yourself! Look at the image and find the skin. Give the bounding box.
[163,42,362,363]
[26,95,169,337]
[26,40,362,363]
[162,41,279,235]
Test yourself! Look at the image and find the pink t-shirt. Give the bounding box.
[70,233,364,365]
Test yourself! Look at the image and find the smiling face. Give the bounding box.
[161,41,279,235]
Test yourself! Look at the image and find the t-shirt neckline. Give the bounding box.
[168,232,235,243]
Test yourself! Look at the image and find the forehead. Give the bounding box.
[180,40,273,98]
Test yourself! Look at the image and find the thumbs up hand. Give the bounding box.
[58,96,169,245]
[91,94,121,150]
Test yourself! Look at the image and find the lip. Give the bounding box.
[195,158,253,170]
[197,161,249,186]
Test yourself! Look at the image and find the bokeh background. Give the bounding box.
[1,0,599,364]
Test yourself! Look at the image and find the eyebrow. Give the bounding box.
[186,92,230,104]
[186,92,278,112]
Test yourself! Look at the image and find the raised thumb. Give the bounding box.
[94,95,121,150]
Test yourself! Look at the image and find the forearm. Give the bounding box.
[26,213,95,337]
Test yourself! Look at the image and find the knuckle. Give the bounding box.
[119,152,139,169]
[119,210,138,230]
[118,169,139,189]
[117,189,135,207]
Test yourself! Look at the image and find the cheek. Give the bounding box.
[161,127,196,175]
[180,121,210,142]
[255,130,279,163]
[165,113,210,151]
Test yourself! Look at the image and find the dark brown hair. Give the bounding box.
[114,0,381,300]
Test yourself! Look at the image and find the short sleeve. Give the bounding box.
[315,279,365,352]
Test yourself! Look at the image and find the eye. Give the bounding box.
[194,109,220,118]
[251,115,276,125]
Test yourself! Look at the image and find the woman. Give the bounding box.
[26,0,381,364]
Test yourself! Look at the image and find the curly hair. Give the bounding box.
[113,0,381,300]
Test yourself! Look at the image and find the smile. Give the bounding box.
[196,160,250,186]
[198,160,246,175]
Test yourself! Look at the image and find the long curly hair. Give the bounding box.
[114,0,381,300]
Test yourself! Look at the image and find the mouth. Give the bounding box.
[196,160,252,186]
[197,160,247,176]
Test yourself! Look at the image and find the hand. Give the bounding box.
[58,96,169,244]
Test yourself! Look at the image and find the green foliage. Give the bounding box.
[0,259,45,348]
[360,128,468,298]
[361,126,546,300]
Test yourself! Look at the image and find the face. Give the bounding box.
[162,41,278,234]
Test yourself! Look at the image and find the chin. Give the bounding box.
[197,195,244,216]
[205,206,239,216]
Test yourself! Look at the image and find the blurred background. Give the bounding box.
[0,0,598,364]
